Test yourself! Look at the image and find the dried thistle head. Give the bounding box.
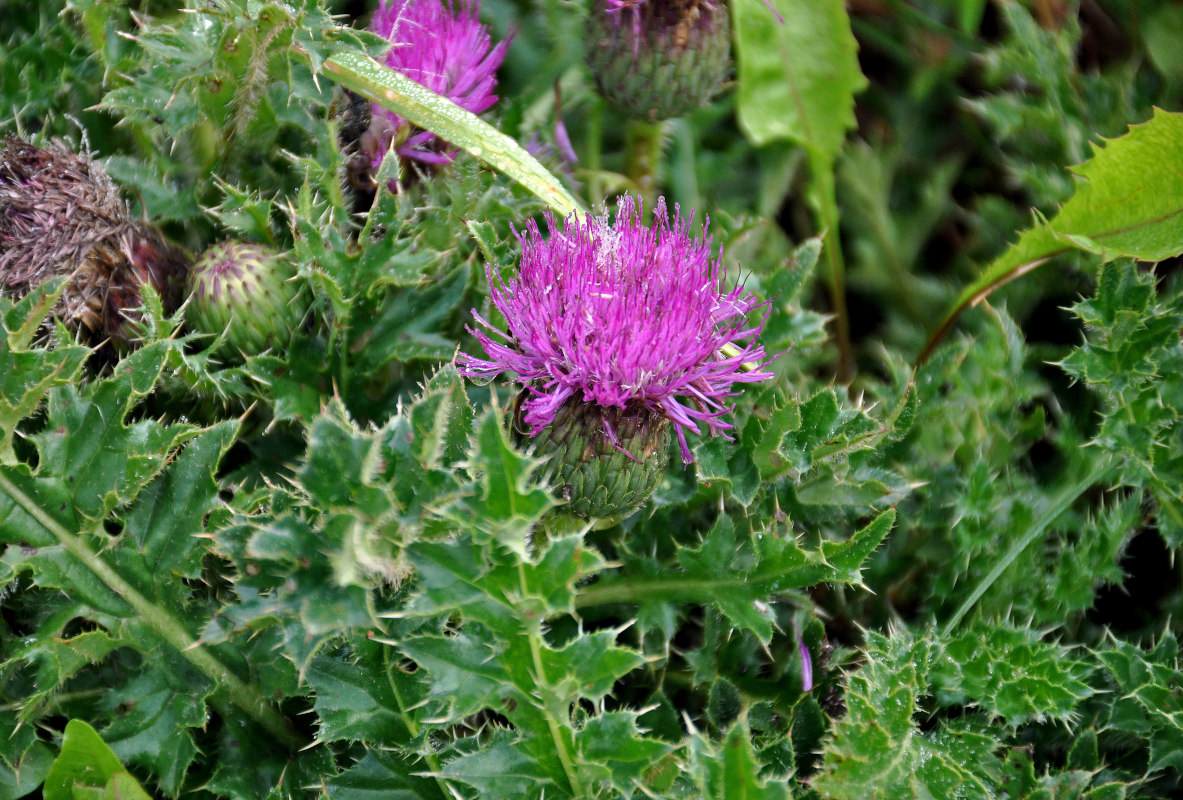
[0,137,189,349]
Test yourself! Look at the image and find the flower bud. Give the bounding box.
[518,395,672,519]
[185,240,305,357]
[586,0,732,122]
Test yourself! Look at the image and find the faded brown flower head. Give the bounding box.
[0,137,188,349]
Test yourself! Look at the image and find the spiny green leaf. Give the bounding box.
[326,751,444,800]
[814,630,1001,800]
[933,623,1095,727]
[689,720,792,800]
[1097,634,1183,774]
[306,636,422,747]
[926,108,1183,358]
[574,711,672,791]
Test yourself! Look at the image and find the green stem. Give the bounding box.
[576,575,749,609]
[625,119,664,210]
[518,564,586,798]
[809,154,854,382]
[381,647,456,800]
[0,471,302,750]
[941,455,1115,636]
[586,102,605,206]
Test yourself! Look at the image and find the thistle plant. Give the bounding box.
[7,2,1183,799]
[458,195,774,517]
[0,138,188,349]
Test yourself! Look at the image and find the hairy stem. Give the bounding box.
[809,154,854,382]
[625,119,665,211]
[941,454,1116,636]
[0,471,302,750]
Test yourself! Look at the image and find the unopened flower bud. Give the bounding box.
[586,0,732,122]
[185,240,305,357]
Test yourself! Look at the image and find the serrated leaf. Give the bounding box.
[0,282,90,466]
[582,510,893,643]
[439,734,558,800]
[1097,634,1183,773]
[307,636,422,746]
[574,711,672,790]
[0,716,54,800]
[97,668,208,795]
[814,630,1001,800]
[933,623,1095,727]
[927,108,1183,357]
[689,720,792,800]
[326,751,444,800]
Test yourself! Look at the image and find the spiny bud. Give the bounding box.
[0,138,188,349]
[185,240,306,357]
[586,0,732,122]
[518,395,672,519]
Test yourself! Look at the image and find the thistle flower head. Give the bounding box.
[0,137,188,349]
[587,0,732,121]
[366,0,509,167]
[457,196,775,464]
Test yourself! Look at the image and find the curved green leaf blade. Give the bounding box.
[923,108,1183,362]
[322,51,584,219]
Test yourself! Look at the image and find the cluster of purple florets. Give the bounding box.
[457,197,774,464]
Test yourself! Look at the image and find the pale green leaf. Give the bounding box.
[733,0,867,157]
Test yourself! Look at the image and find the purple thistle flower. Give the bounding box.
[366,0,509,167]
[457,196,776,465]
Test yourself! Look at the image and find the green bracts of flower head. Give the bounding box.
[520,395,672,519]
[587,0,732,122]
[185,240,306,357]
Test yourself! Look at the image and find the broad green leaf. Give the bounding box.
[42,720,151,800]
[323,51,583,218]
[925,109,1183,360]
[733,0,867,156]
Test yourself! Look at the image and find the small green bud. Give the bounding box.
[185,240,306,357]
[518,395,672,519]
[586,0,732,122]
